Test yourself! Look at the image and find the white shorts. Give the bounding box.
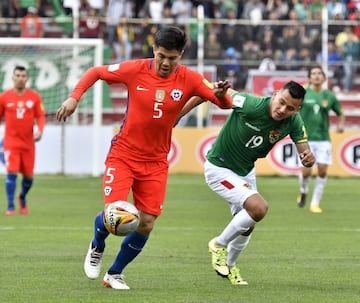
[308,141,333,165]
[204,160,258,216]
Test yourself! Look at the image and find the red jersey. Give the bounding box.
[71,59,232,161]
[0,88,45,150]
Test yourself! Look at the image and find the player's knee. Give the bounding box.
[137,215,156,235]
[245,197,268,222]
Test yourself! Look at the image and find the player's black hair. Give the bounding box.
[13,65,28,74]
[282,81,306,100]
[308,64,326,78]
[154,26,187,52]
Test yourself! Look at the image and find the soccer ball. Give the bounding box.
[103,201,140,236]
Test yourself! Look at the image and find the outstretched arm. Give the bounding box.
[56,66,107,122]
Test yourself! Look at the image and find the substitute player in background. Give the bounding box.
[296,65,345,214]
[177,81,315,285]
[0,65,45,215]
[56,26,232,290]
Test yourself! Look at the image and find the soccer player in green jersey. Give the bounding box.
[177,81,315,286]
[296,65,345,214]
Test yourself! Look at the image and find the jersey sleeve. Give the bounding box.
[290,114,308,144]
[329,91,343,116]
[70,62,138,101]
[187,70,232,109]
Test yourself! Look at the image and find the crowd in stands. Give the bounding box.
[1,0,360,92]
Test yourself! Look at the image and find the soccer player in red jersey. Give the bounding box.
[56,26,232,290]
[0,65,45,215]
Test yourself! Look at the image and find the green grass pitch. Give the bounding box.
[0,174,359,303]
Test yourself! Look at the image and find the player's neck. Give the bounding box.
[311,84,322,93]
[14,87,26,95]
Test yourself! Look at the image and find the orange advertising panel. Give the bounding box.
[169,128,360,177]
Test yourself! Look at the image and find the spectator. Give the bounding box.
[13,0,41,17]
[185,6,211,60]
[142,24,158,58]
[241,39,263,82]
[87,0,105,15]
[20,6,43,38]
[307,0,324,20]
[171,0,193,28]
[340,28,360,92]
[242,0,266,41]
[115,17,135,61]
[79,8,104,38]
[143,0,165,23]
[266,0,289,20]
[328,10,346,41]
[348,7,360,39]
[290,0,307,21]
[280,26,302,52]
[0,0,15,36]
[105,0,133,61]
[218,9,246,53]
[317,41,343,88]
[258,49,276,71]
[219,0,238,18]
[204,32,222,60]
[327,0,347,20]
[193,0,216,18]
[220,47,247,90]
[280,47,300,70]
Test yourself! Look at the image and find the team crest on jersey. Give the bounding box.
[155,89,165,102]
[269,130,282,144]
[26,100,34,108]
[170,89,183,102]
[322,99,328,107]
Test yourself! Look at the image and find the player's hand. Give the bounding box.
[56,97,78,122]
[336,125,344,133]
[34,131,42,142]
[299,149,315,167]
[214,80,231,98]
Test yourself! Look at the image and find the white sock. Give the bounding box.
[216,209,256,246]
[299,174,311,194]
[310,176,327,207]
[227,234,251,267]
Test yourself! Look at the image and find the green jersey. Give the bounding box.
[207,92,308,176]
[300,88,342,141]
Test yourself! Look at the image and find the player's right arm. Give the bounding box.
[56,97,78,122]
[296,142,315,168]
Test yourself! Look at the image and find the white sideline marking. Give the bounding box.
[0,225,359,232]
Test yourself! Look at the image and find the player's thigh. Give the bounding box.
[204,160,258,215]
[132,160,168,217]
[102,157,134,203]
[309,141,332,165]
[3,148,21,173]
[20,148,35,176]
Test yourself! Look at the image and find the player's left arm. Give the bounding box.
[34,95,46,142]
[331,93,345,133]
[336,111,345,133]
[174,96,204,127]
